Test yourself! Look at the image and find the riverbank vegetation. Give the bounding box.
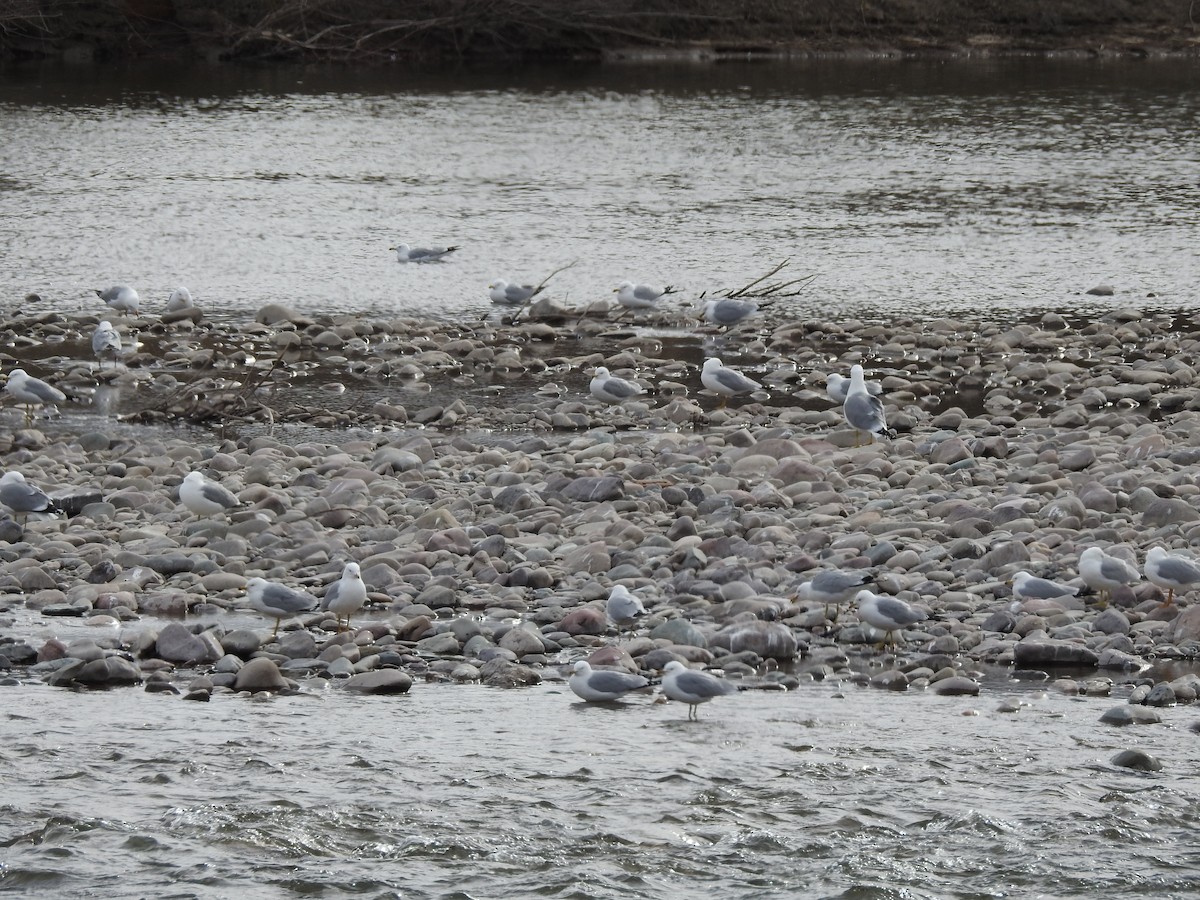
[1,0,1197,61]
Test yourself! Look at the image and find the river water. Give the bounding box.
[3,58,1200,898]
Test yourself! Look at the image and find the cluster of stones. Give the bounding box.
[1,302,1199,734]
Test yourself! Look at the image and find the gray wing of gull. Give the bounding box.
[600,377,642,400]
[714,369,760,393]
[0,481,51,512]
[1100,557,1140,583]
[876,596,926,626]
[675,671,736,699]
[708,299,757,325]
[843,392,886,432]
[1022,576,1076,598]
[811,571,870,595]
[202,482,239,509]
[258,584,318,614]
[588,671,649,693]
[1157,557,1200,583]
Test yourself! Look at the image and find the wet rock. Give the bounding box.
[343,670,413,694]
[1099,706,1162,726]
[1111,749,1162,771]
[709,621,797,660]
[1013,640,1098,667]
[75,656,142,687]
[233,657,288,692]
[932,675,980,696]
[155,623,215,665]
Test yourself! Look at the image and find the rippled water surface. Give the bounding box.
[1,59,1199,324]
[4,669,1200,899]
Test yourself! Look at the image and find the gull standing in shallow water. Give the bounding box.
[322,562,368,632]
[700,357,761,409]
[1144,547,1200,607]
[589,367,645,406]
[842,364,893,446]
[179,471,241,518]
[853,590,927,648]
[701,298,758,329]
[389,242,459,263]
[5,368,66,424]
[488,279,542,306]
[1078,547,1140,604]
[662,661,738,720]
[244,577,319,637]
[92,321,122,368]
[0,472,57,522]
[606,584,647,632]
[568,661,650,702]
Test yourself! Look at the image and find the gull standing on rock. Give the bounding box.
[1144,547,1200,607]
[96,285,140,316]
[166,287,194,312]
[5,368,66,424]
[180,471,242,518]
[796,570,875,619]
[662,660,738,720]
[589,367,646,406]
[322,562,368,632]
[606,584,647,632]
[92,321,122,368]
[853,590,928,648]
[390,242,459,263]
[700,357,762,409]
[0,472,58,522]
[701,298,758,329]
[1078,547,1141,604]
[244,577,319,637]
[1009,570,1080,603]
[842,364,893,446]
[568,660,650,702]
[488,279,542,306]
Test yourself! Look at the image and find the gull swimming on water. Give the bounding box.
[96,285,140,315]
[662,660,738,720]
[322,562,368,632]
[589,367,646,406]
[179,471,242,518]
[568,661,650,702]
[1144,547,1200,607]
[842,364,893,446]
[1078,547,1140,604]
[488,279,543,306]
[701,298,758,329]
[390,242,459,263]
[700,357,761,409]
[853,590,927,648]
[244,577,319,637]
[5,368,66,424]
[0,471,58,522]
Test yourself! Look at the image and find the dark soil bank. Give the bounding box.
[3,0,1198,62]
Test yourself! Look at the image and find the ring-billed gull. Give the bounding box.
[701,298,758,329]
[1078,547,1140,604]
[95,285,140,315]
[590,367,646,406]
[662,660,737,720]
[825,371,882,404]
[5,368,66,424]
[842,364,893,446]
[1144,547,1200,607]
[488,279,542,306]
[166,287,194,312]
[92,321,122,368]
[390,242,459,263]
[606,584,647,632]
[244,577,319,637]
[796,570,874,618]
[0,472,58,522]
[700,357,761,409]
[1009,571,1079,603]
[854,590,927,647]
[322,562,367,632]
[614,281,670,315]
[568,660,649,702]
[180,471,242,518]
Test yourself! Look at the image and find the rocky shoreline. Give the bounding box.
[2,299,1200,719]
